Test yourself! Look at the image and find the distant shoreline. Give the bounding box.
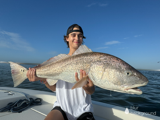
[137,69,160,72]
[0,62,160,71]
[0,61,39,65]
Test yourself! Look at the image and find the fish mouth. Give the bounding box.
[123,82,148,95]
[124,87,142,95]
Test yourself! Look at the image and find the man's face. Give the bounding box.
[66,27,83,49]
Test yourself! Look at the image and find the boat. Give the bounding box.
[0,87,159,120]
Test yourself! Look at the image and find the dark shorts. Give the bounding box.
[52,106,95,120]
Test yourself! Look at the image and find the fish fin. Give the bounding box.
[72,45,92,55]
[72,76,89,89]
[38,54,69,67]
[9,62,28,87]
[46,79,58,86]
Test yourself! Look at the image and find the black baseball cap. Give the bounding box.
[66,24,85,38]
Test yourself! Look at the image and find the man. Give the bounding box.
[27,24,95,120]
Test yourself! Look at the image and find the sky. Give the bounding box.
[0,0,160,69]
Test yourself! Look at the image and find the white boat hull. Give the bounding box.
[0,87,159,120]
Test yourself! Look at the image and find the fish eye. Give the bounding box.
[126,71,132,76]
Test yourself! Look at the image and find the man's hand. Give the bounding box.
[27,68,56,91]
[75,69,95,95]
[27,68,39,82]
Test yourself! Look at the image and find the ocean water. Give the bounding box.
[0,63,160,117]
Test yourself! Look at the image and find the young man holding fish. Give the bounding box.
[27,24,95,120]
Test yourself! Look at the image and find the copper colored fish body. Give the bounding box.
[9,45,148,95]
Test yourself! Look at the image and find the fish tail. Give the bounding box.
[9,62,28,87]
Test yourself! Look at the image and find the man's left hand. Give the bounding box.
[75,69,95,95]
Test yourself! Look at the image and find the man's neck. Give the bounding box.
[68,47,77,56]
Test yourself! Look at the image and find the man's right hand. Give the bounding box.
[26,68,39,82]
[26,67,56,91]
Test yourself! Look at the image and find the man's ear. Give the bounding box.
[65,36,69,42]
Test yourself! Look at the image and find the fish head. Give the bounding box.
[99,55,148,95]
[113,66,148,95]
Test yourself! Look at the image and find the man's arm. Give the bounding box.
[75,70,95,95]
[40,79,56,92]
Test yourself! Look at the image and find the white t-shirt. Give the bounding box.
[53,80,93,120]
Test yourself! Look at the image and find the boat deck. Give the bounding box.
[0,87,105,120]
[0,87,159,120]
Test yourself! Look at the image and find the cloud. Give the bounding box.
[87,3,96,7]
[0,31,34,51]
[134,34,142,38]
[105,41,120,45]
[99,3,108,7]
[96,47,108,50]
[118,47,128,50]
[123,37,129,39]
[96,41,120,50]
[87,3,108,7]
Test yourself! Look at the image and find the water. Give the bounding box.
[0,63,160,117]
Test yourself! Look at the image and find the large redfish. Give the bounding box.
[9,45,148,95]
